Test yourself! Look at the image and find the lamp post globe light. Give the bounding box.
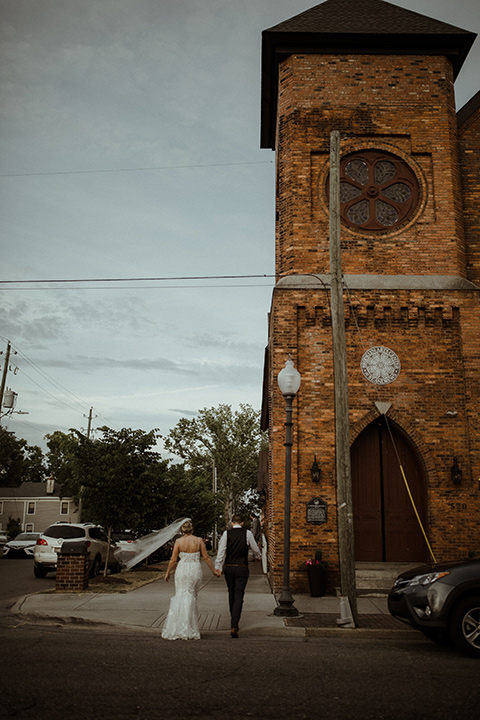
[274,355,301,617]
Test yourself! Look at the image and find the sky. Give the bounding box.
[1,0,479,456]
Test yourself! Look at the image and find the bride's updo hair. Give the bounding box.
[181,520,194,535]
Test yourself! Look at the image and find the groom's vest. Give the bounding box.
[225,527,248,566]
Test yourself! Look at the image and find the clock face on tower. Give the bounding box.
[335,150,420,233]
[361,346,401,385]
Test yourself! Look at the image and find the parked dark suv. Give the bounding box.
[388,557,480,657]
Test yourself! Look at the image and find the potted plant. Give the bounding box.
[305,550,328,597]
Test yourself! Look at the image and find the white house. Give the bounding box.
[0,477,79,533]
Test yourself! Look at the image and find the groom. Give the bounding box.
[215,513,262,638]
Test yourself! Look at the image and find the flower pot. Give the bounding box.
[307,564,327,597]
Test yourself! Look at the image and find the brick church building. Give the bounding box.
[260,0,480,593]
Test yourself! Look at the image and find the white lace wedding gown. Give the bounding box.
[161,551,203,640]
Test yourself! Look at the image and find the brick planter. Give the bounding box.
[55,546,89,593]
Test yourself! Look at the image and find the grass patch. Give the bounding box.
[88,568,165,593]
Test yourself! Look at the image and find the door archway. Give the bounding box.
[351,417,429,562]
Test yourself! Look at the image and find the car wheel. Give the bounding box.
[89,555,101,578]
[449,596,480,658]
[34,564,48,578]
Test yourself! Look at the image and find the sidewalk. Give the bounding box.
[12,561,416,639]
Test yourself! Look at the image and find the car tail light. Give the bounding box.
[36,537,48,545]
[86,541,91,547]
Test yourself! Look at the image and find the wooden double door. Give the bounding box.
[351,418,428,562]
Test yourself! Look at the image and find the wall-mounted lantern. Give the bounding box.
[310,455,321,483]
[451,457,462,485]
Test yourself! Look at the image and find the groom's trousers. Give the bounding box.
[223,564,249,630]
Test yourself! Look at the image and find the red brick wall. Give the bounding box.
[266,52,480,593]
[55,553,89,592]
[268,288,480,592]
[275,54,466,279]
[458,106,480,285]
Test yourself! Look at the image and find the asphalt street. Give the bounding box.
[2,558,480,719]
[1,620,479,720]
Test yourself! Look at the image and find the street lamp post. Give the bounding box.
[274,355,301,617]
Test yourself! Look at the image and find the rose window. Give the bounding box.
[337,150,419,231]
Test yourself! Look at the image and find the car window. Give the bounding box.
[45,526,86,539]
[88,527,107,541]
[16,533,39,541]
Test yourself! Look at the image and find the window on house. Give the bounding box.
[27,502,36,515]
[25,523,34,532]
[60,502,69,515]
[0,501,3,514]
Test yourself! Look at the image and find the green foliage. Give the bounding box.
[6,516,22,539]
[45,426,219,538]
[164,404,267,527]
[161,463,217,537]
[45,429,89,488]
[0,427,46,486]
[69,427,168,535]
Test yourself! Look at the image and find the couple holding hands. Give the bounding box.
[161,515,261,640]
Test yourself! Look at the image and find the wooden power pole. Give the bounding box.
[0,340,12,419]
[329,130,358,624]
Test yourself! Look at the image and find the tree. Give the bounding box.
[45,430,82,487]
[67,426,173,575]
[45,427,218,541]
[164,404,267,527]
[6,516,22,539]
[162,463,217,537]
[0,427,46,487]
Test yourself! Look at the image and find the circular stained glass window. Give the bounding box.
[337,150,419,232]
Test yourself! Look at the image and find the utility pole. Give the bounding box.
[329,130,358,625]
[86,407,94,438]
[0,340,12,420]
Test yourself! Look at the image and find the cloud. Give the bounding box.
[168,408,199,417]
[0,291,155,346]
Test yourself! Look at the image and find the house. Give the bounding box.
[0,477,79,533]
[261,0,480,593]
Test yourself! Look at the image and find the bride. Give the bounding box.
[161,519,220,640]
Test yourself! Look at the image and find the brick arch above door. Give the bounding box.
[350,407,436,482]
[351,415,430,563]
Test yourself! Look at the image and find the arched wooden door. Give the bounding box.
[351,418,428,562]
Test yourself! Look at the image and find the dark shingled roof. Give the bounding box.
[267,0,472,36]
[457,89,480,129]
[261,0,477,148]
[0,482,64,498]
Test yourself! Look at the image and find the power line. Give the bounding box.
[0,160,274,178]
[0,283,274,291]
[1,336,91,416]
[0,274,275,286]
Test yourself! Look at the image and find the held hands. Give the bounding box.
[213,569,221,577]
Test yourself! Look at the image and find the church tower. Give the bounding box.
[261,0,480,592]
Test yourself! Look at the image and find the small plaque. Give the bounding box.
[306,497,328,525]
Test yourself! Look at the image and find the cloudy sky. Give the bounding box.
[1,0,479,454]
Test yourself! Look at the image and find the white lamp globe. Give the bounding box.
[277,355,301,396]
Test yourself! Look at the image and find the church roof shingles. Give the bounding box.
[261,0,477,148]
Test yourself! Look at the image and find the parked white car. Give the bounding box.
[3,532,41,558]
[33,522,120,578]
